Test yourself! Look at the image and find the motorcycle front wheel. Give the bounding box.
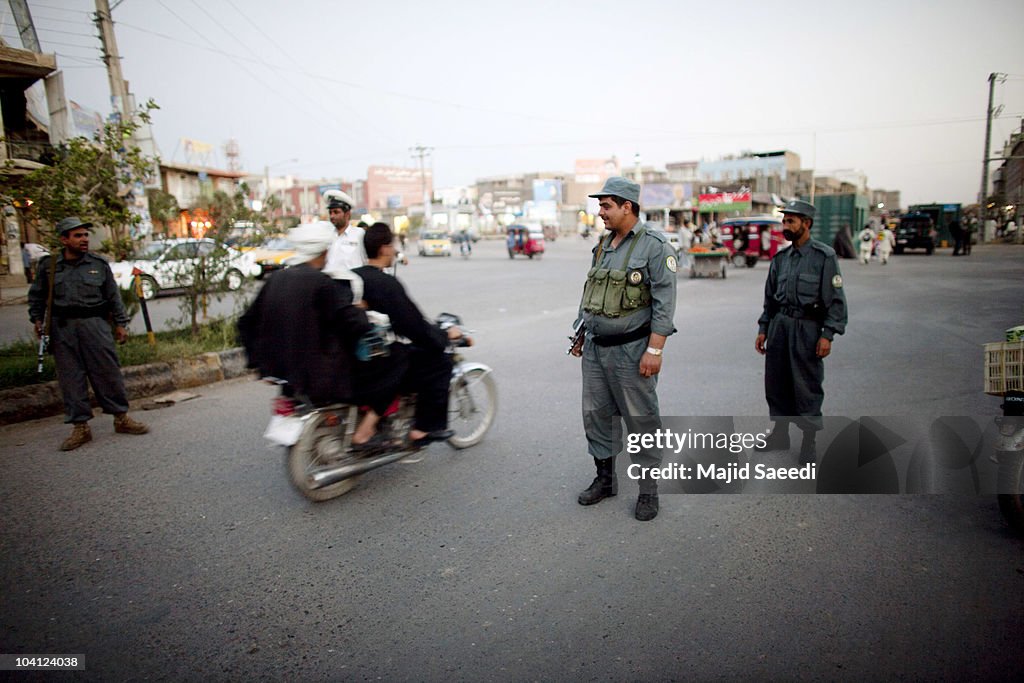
[447,366,498,449]
[287,409,360,501]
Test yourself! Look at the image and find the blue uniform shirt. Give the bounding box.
[757,240,847,341]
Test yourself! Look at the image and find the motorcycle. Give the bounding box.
[263,313,498,502]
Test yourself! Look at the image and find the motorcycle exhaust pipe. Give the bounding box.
[308,449,416,489]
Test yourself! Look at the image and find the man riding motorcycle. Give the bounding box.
[353,223,471,449]
[238,222,371,406]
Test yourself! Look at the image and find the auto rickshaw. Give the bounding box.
[507,225,546,259]
[720,216,785,267]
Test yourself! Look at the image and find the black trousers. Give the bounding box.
[354,345,409,415]
[402,346,453,432]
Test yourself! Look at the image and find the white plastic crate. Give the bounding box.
[984,341,1024,395]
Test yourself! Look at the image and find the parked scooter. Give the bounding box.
[263,313,497,501]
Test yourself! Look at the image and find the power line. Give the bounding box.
[31,26,98,39]
[149,0,364,151]
[219,0,399,148]
[186,0,265,64]
[109,15,1024,147]
[121,3,397,149]
[34,38,100,51]
[26,2,90,14]
[190,0,399,148]
[55,51,100,64]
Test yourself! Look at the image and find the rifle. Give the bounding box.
[37,252,56,374]
[566,320,586,355]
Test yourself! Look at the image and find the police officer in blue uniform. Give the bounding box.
[755,199,847,463]
[570,177,678,521]
[28,217,149,451]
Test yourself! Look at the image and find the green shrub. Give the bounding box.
[0,317,242,391]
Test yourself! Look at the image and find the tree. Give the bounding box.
[166,187,273,335]
[1,101,160,258]
[146,188,180,236]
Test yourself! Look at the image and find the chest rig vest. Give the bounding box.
[582,228,653,318]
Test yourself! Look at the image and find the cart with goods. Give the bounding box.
[687,247,730,279]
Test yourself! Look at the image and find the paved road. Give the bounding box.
[1,238,1022,680]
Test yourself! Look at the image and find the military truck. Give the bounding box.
[907,203,962,247]
[894,212,936,254]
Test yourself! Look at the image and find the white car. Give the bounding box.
[652,229,682,256]
[663,231,682,256]
[110,238,261,300]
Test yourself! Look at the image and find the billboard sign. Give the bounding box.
[641,183,695,208]
[69,100,103,139]
[532,179,562,203]
[698,191,752,213]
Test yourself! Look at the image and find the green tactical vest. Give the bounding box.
[582,228,653,318]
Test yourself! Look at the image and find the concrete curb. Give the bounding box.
[0,347,251,425]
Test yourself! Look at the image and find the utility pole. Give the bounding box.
[93,0,130,121]
[978,73,1002,239]
[410,145,433,227]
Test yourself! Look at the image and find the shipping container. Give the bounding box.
[800,194,870,246]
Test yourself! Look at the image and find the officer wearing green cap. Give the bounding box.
[754,199,847,463]
[28,217,149,451]
[569,176,678,521]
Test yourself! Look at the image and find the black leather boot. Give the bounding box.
[799,431,817,465]
[755,420,790,451]
[635,476,659,521]
[578,456,617,505]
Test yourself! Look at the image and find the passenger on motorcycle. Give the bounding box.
[238,222,372,406]
[353,223,471,448]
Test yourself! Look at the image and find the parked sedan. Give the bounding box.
[110,238,261,300]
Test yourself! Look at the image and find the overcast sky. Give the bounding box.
[5,0,1024,206]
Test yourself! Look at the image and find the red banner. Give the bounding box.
[698,191,752,213]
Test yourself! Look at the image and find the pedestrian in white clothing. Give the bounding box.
[678,221,694,270]
[857,224,875,264]
[877,226,896,264]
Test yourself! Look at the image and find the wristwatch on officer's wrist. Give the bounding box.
[645,346,662,356]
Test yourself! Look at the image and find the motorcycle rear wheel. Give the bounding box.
[447,367,497,449]
[287,410,360,501]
